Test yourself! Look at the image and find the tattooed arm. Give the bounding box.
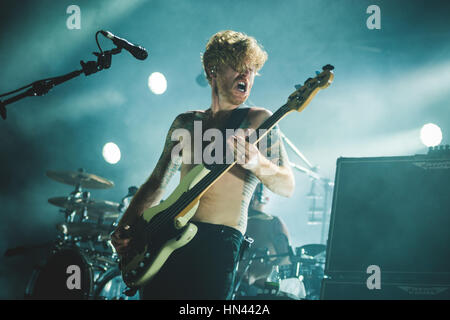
[232,108,295,198]
[112,115,183,253]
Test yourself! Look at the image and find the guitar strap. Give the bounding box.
[223,107,250,131]
[220,107,251,166]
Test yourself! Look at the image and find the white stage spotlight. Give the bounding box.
[102,142,121,164]
[420,123,442,147]
[148,72,167,95]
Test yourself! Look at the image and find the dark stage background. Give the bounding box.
[0,0,449,299]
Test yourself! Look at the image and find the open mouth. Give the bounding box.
[237,81,247,93]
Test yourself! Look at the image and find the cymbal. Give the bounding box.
[48,196,120,218]
[56,222,113,239]
[46,169,114,189]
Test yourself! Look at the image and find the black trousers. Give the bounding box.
[141,221,244,300]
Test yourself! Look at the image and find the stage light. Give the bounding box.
[102,142,121,164]
[420,123,442,147]
[148,72,167,95]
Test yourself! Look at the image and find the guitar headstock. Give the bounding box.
[287,64,334,112]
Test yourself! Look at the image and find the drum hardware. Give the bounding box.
[278,263,301,280]
[235,244,326,300]
[118,186,138,213]
[234,247,295,300]
[48,183,120,243]
[56,222,115,240]
[241,250,313,264]
[24,170,138,299]
[48,197,120,217]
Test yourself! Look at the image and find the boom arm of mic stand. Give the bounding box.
[0,47,122,120]
[280,131,334,186]
[290,162,334,187]
[280,131,314,169]
[289,162,321,181]
[0,70,83,120]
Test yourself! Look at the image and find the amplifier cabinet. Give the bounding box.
[323,154,450,295]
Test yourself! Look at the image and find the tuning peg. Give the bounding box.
[294,84,302,90]
[322,64,334,71]
[315,71,320,75]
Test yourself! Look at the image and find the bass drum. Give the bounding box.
[92,267,140,300]
[25,247,94,300]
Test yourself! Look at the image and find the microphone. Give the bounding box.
[100,30,148,60]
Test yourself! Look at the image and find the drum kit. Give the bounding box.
[21,168,139,300]
[234,239,326,300]
[232,183,327,300]
[9,167,326,300]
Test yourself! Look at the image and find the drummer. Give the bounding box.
[238,183,292,291]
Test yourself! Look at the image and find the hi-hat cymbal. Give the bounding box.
[46,169,114,189]
[48,196,120,218]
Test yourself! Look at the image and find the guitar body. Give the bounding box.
[120,164,211,288]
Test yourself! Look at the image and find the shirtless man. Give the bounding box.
[111,30,295,299]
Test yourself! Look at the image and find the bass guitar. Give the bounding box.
[119,64,335,289]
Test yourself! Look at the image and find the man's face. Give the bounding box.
[214,64,256,106]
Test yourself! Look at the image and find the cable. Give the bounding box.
[95,31,104,54]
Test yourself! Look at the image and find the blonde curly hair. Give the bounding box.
[202,30,268,83]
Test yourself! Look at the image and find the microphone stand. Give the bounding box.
[280,131,334,245]
[0,46,122,120]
